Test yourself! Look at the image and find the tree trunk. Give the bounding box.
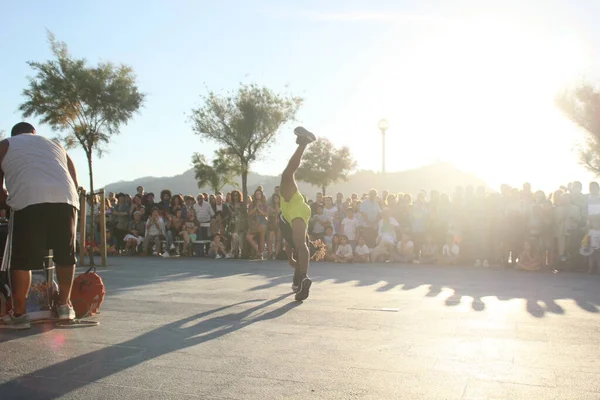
[322,185,327,196]
[87,153,95,266]
[241,160,248,202]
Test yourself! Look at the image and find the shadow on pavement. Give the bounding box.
[0,294,298,399]
[98,257,600,319]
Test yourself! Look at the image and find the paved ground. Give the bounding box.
[1,258,600,399]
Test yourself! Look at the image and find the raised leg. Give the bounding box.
[280,143,308,202]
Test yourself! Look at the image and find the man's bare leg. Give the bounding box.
[10,270,31,315]
[56,265,75,306]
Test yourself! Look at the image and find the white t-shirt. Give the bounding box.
[323,206,337,224]
[336,243,353,258]
[443,244,460,256]
[590,229,600,249]
[2,134,79,211]
[355,244,370,255]
[342,217,360,240]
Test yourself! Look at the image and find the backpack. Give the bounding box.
[71,266,105,319]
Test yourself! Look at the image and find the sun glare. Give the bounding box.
[339,14,595,192]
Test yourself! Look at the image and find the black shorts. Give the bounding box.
[11,203,77,270]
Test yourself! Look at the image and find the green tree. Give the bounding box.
[192,148,241,193]
[191,83,302,200]
[556,83,600,174]
[19,32,145,265]
[296,138,357,195]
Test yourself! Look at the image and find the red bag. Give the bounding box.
[71,266,105,319]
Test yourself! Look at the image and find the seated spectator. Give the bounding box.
[370,239,393,263]
[377,208,400,246]
[143,208,167,256]
[310,204,329,239]
[124,211,145,254]
[211,194,231,236]
[392,233,415,263]
[171,194,185,218]
[441,235,460,265]
[325,234,340,262]
[168,209,184,253]
[517,239,543,271]
[353,236,371,263]
[341,207,360,249]
[417,235,438,264]
[335,235,353,263]
[181,209,200,256]
[209,234,229,259]
[323,226,334,247]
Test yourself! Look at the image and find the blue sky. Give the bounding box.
[2,0,600,193]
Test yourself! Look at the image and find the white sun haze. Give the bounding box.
[326,11,597,193]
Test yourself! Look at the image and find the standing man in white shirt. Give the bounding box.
[0,122,80,329]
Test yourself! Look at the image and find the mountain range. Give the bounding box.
[104,162,488,199]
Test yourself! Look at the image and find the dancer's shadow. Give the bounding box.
[0,294,298,399]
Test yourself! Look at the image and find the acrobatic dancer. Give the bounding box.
[278,127,317,301]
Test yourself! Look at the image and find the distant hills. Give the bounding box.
[105,162,488,199]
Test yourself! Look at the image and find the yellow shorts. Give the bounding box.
[280,191,311,226]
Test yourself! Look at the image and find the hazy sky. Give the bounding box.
[2,0,600,193]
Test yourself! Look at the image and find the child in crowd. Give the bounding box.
[392,233,415,263]
[326,234,340,262]
[441,234,460,265]
[586,216,600,273]
[517,239,543,271]
[335,235,353,263]
[341,207,360,249]
[323,226,334,247]
[353,236,371,263]
[209,234,229,259]
[416,235,438,264]
[310,204,329,239]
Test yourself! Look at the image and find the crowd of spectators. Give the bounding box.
[85,181,600,272]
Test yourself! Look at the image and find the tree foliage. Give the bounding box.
[296,138,357,195]
[556,83,600,174]
[192,148,241,193]
[19,31,144,265]
[190,83,302,199]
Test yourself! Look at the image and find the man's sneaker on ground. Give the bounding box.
[294,126,317,145]
[1,311,31,330]
[482,260,490,268]
[225,253,233,259]
[161,252,170,258]
[295,277,312,301]
[215,254,222,259]
[57,304,76,321]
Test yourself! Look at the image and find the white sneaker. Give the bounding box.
[161,252,170,258]
[57,305,76,321]
[225,253,233,259]
[474,259,482,267]
[215,254,222,259]
[482,260,490,268]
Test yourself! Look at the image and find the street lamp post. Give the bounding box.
[378,119,389,175]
